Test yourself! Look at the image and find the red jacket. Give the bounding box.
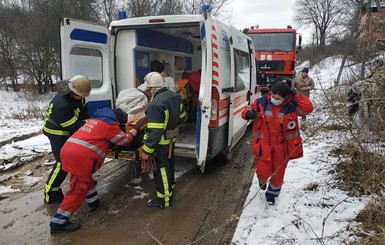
[61,108,133,175]
[242,93,313,160]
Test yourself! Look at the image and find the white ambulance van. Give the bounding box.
[60,6,257,172]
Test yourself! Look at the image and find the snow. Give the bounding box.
[0,134,51,160]
[0,55,375,243]
[0,185,20,195]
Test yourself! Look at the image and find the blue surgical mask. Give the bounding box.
[271,97,282,105]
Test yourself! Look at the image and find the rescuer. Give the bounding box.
[141,72,186,208]
[43,75,92,204]
[242,80,313,205]
[49,108,137,233]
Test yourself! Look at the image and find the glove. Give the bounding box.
[141,154,157,173]
[290,88,297,96]
[246,110,256,120]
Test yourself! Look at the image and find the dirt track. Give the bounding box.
[0,129,255,245]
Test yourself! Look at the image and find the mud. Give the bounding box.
[0,129,254,245]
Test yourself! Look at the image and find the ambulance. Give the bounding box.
[60,5,257,172]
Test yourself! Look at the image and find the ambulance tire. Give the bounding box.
[213,149,232,165]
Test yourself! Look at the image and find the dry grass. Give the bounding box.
[350,197,385,245]
[331,143,385,244]
[333,143,385,196]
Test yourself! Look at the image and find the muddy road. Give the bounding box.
[0,129,255,245]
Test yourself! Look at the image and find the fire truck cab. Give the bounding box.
[245,26,302,95]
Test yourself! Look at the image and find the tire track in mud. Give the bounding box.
[189,128,255,244]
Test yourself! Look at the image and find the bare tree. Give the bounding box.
[294,0,346,49]
[0,1,24,92]
[122,0,229,17]
[96,0,118,27]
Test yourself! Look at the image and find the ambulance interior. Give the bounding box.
[114,23,204,158]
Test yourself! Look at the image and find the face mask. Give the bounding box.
[271,97,282,105]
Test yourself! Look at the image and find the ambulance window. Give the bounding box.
[69,47,103,88]
[233,49,250,92]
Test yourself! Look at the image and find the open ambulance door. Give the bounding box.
[227,27,252,151]
[60,18,112,116]
[196,10,213,173]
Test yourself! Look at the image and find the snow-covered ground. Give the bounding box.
[0,56,373,244]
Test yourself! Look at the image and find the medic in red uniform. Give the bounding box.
[49,108,137,233]
[242,81,313,205]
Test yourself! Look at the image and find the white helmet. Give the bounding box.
[144,72,164,88]
[68,75,91,97]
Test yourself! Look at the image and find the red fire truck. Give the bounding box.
[244,26,302,95]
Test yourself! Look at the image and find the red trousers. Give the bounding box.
[58,175,96,213]
[256,135,289,188]
[58,144,100,214]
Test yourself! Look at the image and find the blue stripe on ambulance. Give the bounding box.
[70,29,108,44]
[200,24,206,40]
[87,100,112,117]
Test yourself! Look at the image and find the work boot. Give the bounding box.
[259,181,267,190]
[147,198,172,208]
[88,199,100,212]
[44,190,64,204]
[50,222,81,234]
[267,200,275,205]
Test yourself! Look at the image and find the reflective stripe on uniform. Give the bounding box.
[85,188,98,204]
[156,167,171,207]
[67,138,106,158]
[164,110,169,127]
[110,131,129,145]
[60,115,78,128]
[43,126,70,136]
[284,131,300,140]
[266,183,282,197]
[51,208,72,225]
[45,162,63,202]
[147,122,165,129]
[180,104,185,118]
[143,144,155,154]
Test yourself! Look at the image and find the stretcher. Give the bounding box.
[107,117,147,161]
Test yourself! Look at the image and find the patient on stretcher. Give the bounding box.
[115,84,150,123]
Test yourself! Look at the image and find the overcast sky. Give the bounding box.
[229,0,313,45]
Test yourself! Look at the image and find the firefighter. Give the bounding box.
[241,81,313,205]
[49,108,137,233]
[141,72,186,208]
[43,75,92,204]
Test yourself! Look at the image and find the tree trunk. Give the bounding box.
[336,0,365,85]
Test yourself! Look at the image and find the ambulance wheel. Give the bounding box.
[215,149,233,165]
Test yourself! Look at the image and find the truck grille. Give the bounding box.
[257,61,285,72]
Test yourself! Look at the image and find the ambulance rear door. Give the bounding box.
[60,18,112,116]
[227,26,251,149]
[196,9,214,173]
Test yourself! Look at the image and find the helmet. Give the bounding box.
[144,72,164,88]
[68,75,91,97]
